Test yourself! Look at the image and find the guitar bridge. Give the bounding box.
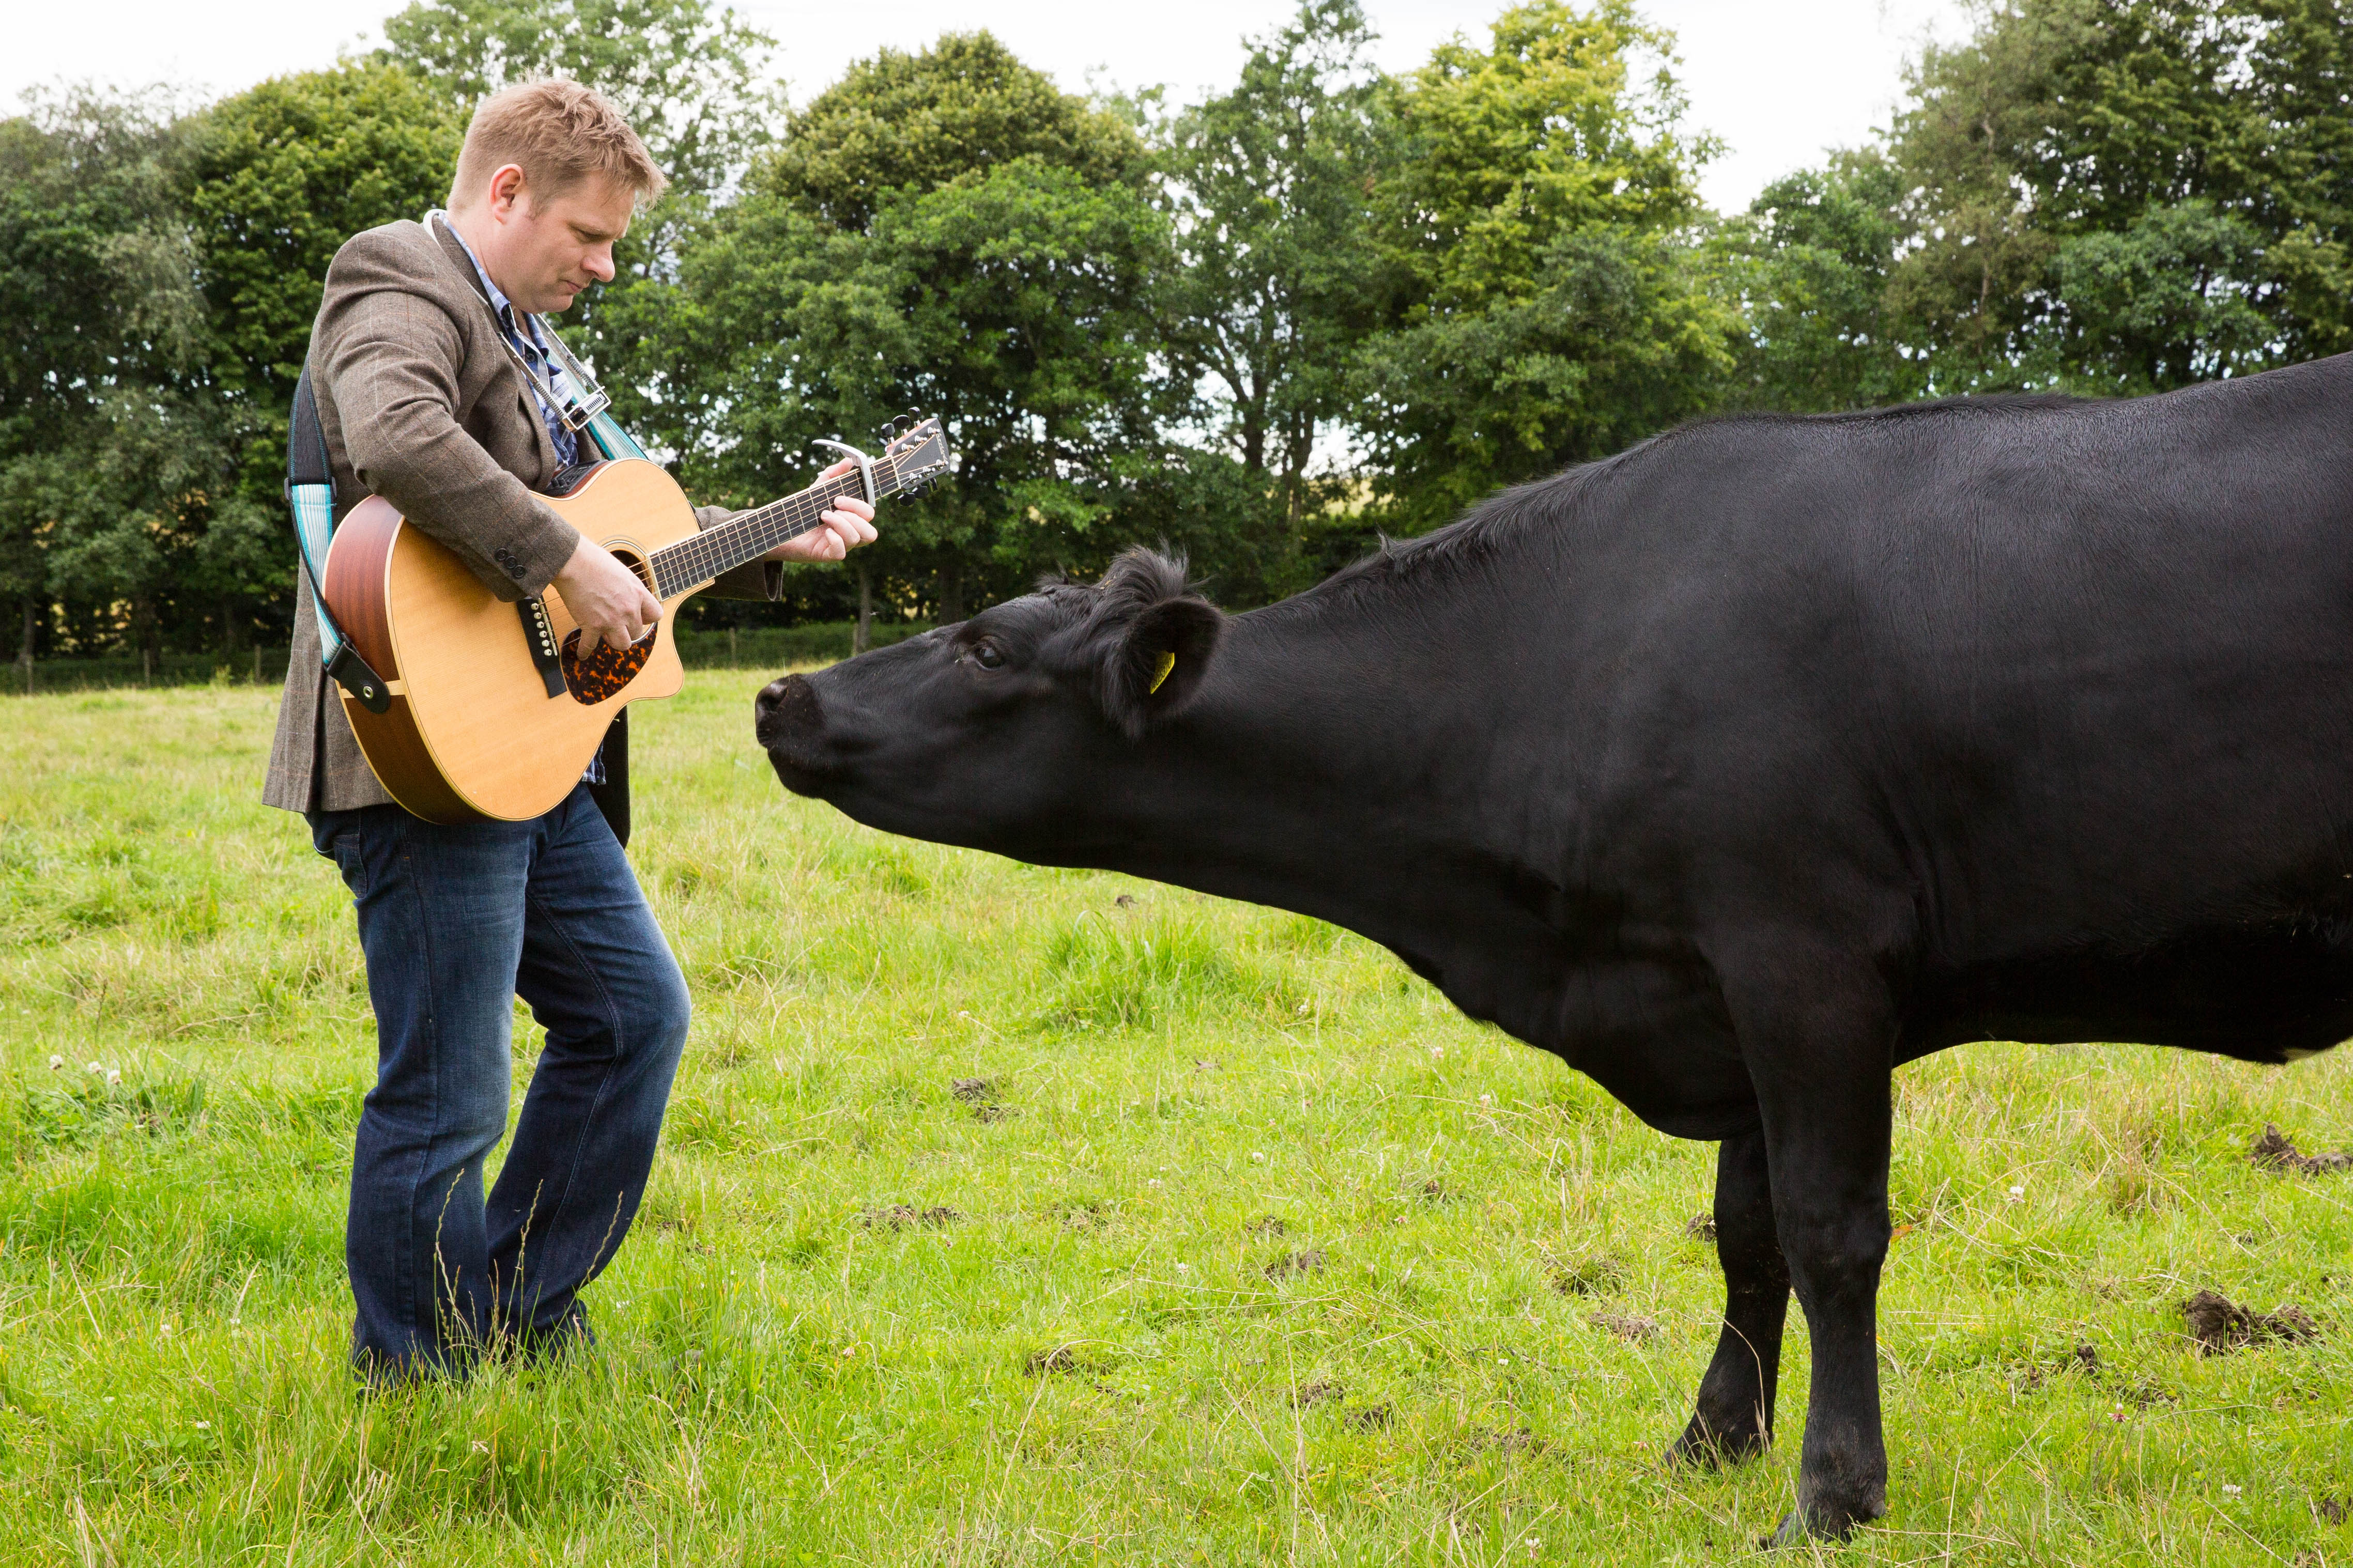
[517,597,565,698]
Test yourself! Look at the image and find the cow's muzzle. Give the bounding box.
[755,674,837,793]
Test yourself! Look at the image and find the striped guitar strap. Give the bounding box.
[285,366,391,713]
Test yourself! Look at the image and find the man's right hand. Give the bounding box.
[551,535,663,656]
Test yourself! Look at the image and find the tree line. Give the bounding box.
[4,0,2349,670]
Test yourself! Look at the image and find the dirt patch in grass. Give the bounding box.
[862,1204,962,1231]
[1245,1215,1286,1236]
[2181,1288,2320,1354]
[2251,1124,2351,1174]
[1457,1425,1544,1456]
[1684,1213,1716,1241]
[1289,1379,1343,1408]
[1344,1404,1391,1431]
[1025,1343,1112,1377]
[2016,1342,2100,1390]
[1590,1309,1662,1344]
[1549,1254,1625,1297]
[1265,1248,1326,1280]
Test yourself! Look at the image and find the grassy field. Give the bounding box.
[1,675,2349,1566]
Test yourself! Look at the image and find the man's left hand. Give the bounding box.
[765,457,879,563]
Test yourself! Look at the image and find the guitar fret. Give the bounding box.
[651,457,902,599]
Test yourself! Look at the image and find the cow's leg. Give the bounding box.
[1669,1128,1789,1467]
[1714,939,1896,1545]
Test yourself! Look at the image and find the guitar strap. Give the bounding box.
[285,366,391,713]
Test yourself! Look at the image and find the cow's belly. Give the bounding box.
[1514,954,1763,1141]
[1907,921,2353,1064]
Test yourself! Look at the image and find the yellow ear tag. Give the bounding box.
[1148,649,1176,694]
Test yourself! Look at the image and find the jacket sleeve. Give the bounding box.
[692,503,784,601]
[318,247,579,600]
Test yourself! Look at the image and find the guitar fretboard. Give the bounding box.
[649,454,903,598]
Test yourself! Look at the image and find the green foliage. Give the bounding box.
[0,89,203,648]
[377,0,783,194]
[759,31,1142,232]
[183,63,461,413]
[0,88,199,454]
[1155,1,1388,566]
[618,33,1173,614]
[1718,150,1926,411]
[1352,1,1739,526]
[1878,0,2353,393]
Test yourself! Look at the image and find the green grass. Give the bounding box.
[0,619,930,698]
[1,676,2349,1565]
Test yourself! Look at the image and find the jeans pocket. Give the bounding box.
[310,813,369,900]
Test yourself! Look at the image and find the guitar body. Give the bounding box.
[322,459,697,824]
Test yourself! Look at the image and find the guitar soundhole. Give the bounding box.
[560,627,653,704]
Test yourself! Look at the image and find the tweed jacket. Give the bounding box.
[263,215,777,816]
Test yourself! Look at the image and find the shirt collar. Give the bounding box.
[430,209,535,340]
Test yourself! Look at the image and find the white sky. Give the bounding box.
[8,0,1965,213]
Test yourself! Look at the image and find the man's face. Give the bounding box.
[470,166,636,315]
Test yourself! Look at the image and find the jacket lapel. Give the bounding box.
[425,216,560,484]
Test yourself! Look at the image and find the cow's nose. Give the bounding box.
[754,673,822,748]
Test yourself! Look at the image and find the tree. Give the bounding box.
[1875,0,2353,393]
[378,0,782,196]
[33,389,266,670]
[1717,150,1925,412]
[182,60,461,584]
[1152,0,1388,558]
[184,64,460,415]
[0,87,204,663]
[613,34,1173,630]
[1352,1,1737,528]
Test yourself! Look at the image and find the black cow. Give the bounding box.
[755,353,2353,1543]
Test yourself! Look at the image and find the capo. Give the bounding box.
[812,439,878,505]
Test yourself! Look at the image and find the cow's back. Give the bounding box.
[1546,354,2353,1061]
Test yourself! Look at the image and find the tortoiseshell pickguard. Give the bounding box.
[561,627,653,703]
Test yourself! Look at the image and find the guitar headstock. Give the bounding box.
[882,415,951,495]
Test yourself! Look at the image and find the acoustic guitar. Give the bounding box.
[319,417,949,824]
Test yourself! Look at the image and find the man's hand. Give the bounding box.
[552,535,663,656]
[765,457,880,563]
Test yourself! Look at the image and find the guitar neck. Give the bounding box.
[647,454,906,599]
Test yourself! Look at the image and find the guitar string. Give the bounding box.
[648,476,865,597]
[650,457,899,596]
[646,452,913,599]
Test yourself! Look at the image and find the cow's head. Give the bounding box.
[755,549,1224,852]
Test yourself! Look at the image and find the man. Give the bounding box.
[261,79,879,1382]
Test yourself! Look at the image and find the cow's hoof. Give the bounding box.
[1766,1494,1882,1547]
[1667,1415,1768,1470]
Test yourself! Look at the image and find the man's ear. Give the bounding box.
[1101,595,1223,739]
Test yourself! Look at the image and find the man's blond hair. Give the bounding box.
[449,80,667,211]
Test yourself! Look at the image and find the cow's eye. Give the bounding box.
[971,642,1005,670]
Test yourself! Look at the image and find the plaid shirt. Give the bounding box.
[440,216,582,468]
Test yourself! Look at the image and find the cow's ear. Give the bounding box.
[1101,595,1222,739]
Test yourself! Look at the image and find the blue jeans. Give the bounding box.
[309,785,690,1381]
